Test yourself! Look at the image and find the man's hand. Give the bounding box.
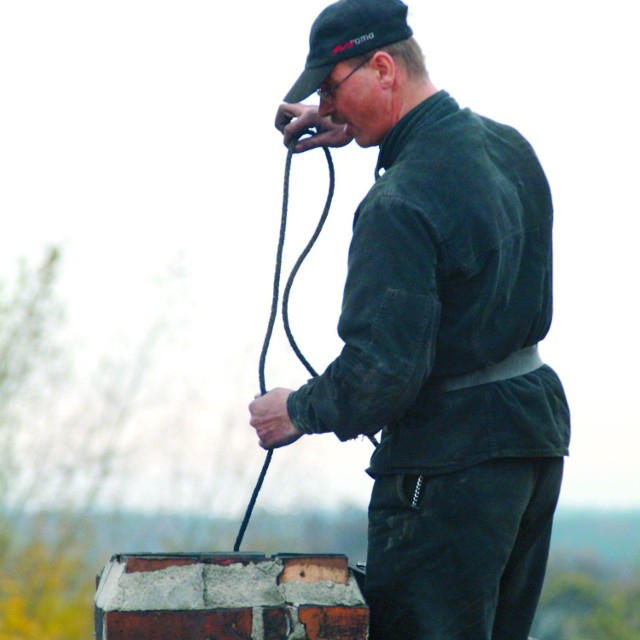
[249,387,303,449]
[275,103,353,153]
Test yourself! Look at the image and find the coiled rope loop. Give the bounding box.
[234,133,379,552]
[234,136,334,552]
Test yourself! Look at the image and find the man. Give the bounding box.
[248,0,570,638]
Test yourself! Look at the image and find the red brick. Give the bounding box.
[103,609,253,639]
[298,605,369,640]
[121,553,266,573]
[278,555,349,585]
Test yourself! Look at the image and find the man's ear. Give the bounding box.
[370,51,396,89]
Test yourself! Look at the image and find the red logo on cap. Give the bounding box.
[331,33,375,56]
[332,40,355,56]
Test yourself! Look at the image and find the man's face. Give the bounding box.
[317,57,391,148]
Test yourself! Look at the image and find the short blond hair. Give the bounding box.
[348,37,428,80]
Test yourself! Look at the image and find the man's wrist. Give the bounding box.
[286,389,313,435]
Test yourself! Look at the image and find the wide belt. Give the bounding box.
[431,345,544,393]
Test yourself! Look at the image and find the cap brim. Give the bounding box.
[283,63,333,103]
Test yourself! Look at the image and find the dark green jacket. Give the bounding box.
[287,91,570,476]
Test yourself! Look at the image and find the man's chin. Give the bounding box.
[348,126,378,148]
[353,135,377,149]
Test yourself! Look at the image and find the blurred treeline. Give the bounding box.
[0,247,170,639]
[1,507,640,638]
[1,250,639,639]
[0,246,258,636]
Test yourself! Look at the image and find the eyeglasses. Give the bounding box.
[316,56,373,101]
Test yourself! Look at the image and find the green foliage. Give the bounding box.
[0,538,93,640]
[531,562,640,639]
[0,247,192,639]
[0,250,94,639]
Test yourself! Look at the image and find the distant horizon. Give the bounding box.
[7,506,640,572]
[5,502,640,518]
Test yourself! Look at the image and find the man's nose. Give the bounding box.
[318,97,334,118]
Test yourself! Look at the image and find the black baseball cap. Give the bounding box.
[284,0,413,103]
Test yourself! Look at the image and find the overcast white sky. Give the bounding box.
[1,0,639,517]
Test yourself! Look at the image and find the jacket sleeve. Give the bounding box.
[287,192,442,441]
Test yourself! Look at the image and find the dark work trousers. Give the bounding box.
[365,457,564,640]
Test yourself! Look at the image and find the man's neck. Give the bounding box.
[397,78,439,121]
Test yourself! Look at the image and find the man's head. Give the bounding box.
[315,38,431,147]
[284,0,435,148]
[284,0,414,104]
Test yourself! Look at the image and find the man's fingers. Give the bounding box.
[275,103,305,132]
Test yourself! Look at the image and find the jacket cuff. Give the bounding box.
[287,386,319,435]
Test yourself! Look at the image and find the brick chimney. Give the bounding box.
[94,552,369,639]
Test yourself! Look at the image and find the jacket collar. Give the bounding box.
[375,90,459,179]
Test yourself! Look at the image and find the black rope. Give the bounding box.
[234,132,378,552]
[281,147,379,449]
[232,446,272,553]
[234,136,333,552]
[282,146,335,378]
[281,163,378,449]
